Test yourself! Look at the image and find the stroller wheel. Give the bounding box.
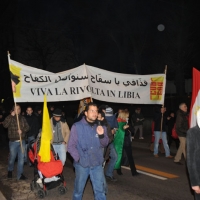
[58,186,66,195]
[37,189,46,199]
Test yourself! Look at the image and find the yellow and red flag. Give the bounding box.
[150,77,164,101]
[38,95,52,162]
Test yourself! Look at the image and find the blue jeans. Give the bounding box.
[154,131,170,156]
[24,136,35,165]
[73,163,106,200]
[105,143,118,177]
[103,174,108,195]
[53,143,66,165]
[8,140,25,180]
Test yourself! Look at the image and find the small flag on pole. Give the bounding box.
[38,95,52,162]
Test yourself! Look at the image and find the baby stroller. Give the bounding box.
[28,137,67,199]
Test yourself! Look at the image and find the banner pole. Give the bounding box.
[84,63,93,103]
[7,51,24,153]
[160,65,167,136]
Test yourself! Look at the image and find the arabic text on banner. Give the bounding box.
[9,58,166,104]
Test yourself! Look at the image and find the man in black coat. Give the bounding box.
[187,118,200,200]
[174,103,188,165]
[132,107,145,139]
[24,106,39,165]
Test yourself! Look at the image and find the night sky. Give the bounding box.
[0,0,200,101]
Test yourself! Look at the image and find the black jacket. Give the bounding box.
[25,114,39,138]
[187,125,200,187]
[154,111,167,132]
[175,109,188,137]
[123,128,132,147]
[132,112,144,126]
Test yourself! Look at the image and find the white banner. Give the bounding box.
[9,57,166,104]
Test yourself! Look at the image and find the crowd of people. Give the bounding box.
[0,101,199,199]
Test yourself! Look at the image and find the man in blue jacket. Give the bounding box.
[68,102,109,200]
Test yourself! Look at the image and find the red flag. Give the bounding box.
[189,68,200,128]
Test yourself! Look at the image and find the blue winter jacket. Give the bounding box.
[68,117,109,167]
[105,115,118,129]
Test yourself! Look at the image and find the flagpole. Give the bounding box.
[14,102,24,153]
[7,51,24,153]
[160,65,167,135]
[83,63,93,103]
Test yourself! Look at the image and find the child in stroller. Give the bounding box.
[29,135,67,199]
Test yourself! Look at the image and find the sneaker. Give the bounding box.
[105,176,117,182]
[154,154,159,158]
[131,136,134,140]
[7,171,12,178]
[139,137,144,139]
[19,174,27,180]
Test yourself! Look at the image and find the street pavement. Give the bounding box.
[0,134,179,200]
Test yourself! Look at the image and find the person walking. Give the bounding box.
[187,110,200,200]
[132,107,144,139]
[49,105,55,118]
[97,111,114,193]
[24,106,39,166]
[115,109,139,176]
[3,104,29,180]
[174,103,189,165]
[68,102,109,200]
[50,108,70,166]
[153,107,173,158]
[97,111,113,164]
[34,106,42,130]
[104,107,118,182]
